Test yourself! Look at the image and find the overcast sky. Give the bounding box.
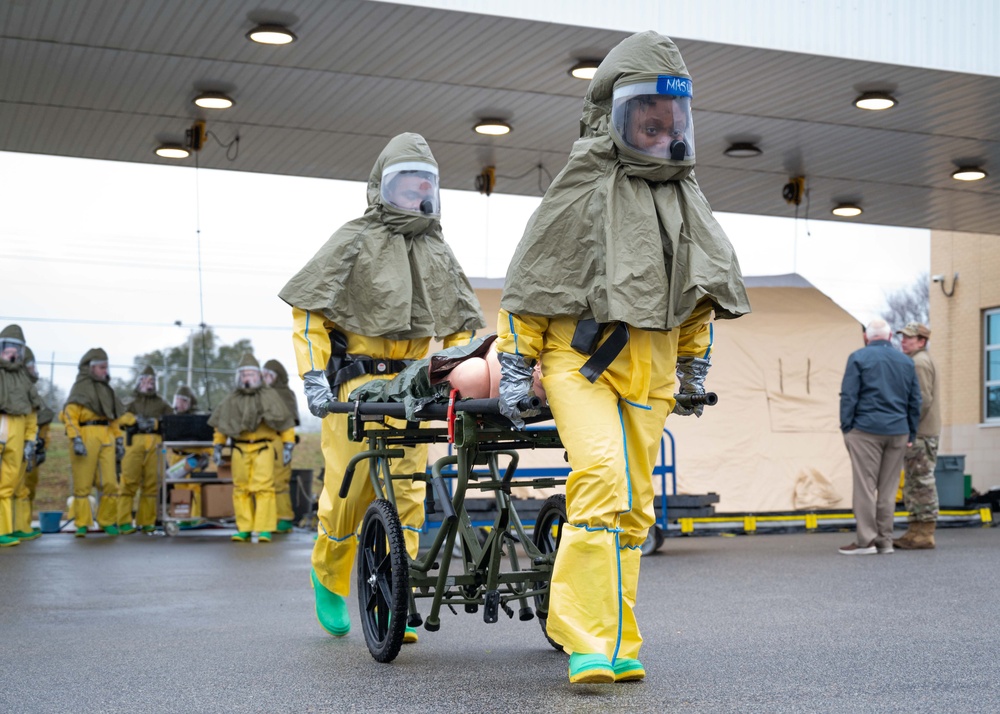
[1,149,928,413]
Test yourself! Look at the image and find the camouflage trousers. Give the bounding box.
[903,436,939,522]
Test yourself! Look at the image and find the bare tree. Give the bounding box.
[881,272,930,335]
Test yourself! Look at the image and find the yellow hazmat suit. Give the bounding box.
[496,32,749,683]
[209,354,296,539]
[13,345,54,538]
[63,348,125,534]
[262,359,298,532]
[117,366,173,531]
[279,133,485,636]
[1,326,42,545]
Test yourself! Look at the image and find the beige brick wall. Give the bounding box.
[931,230,1000,492]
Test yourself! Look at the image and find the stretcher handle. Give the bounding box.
[324,396,542,419]
[674,392,719,408]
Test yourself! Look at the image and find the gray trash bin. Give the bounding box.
[934,454,966,508]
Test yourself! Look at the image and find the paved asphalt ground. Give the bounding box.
[2,524,998,713]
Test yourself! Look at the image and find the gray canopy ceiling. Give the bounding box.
[2,0,997,233]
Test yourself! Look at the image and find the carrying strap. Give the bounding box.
[578,322,630,383]
[324,328,413,389]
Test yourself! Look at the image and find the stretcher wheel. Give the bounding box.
[164,522,179,537]
[357,499,409,663]
[532,494,567,651]
[641,526,665,556]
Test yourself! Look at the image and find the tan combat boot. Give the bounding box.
[896,521,936,550]
[893,523,919,549]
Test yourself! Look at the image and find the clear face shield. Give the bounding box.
[0,337,25,364]
[262,368,277,387]
[236,366,261,389]
[611,77,695,161]
[173,394,191,413]
[136,374,156,395]
[89,360,109,381]
[25,358,38,379]
[380,162,441,215]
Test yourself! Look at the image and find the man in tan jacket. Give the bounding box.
[895,322,941,549]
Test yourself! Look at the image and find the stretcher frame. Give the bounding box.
[330,397,568,663]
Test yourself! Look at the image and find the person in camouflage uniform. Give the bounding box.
[894,322,940,550]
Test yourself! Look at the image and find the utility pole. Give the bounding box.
[187,330,195,387]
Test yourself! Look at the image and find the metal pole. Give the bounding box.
[187,330,195,387]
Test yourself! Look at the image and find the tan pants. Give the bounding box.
[844,429,907,548]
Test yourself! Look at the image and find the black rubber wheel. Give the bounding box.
[357,499,409,663]
[532,494,567,651]
[640,525,665,556]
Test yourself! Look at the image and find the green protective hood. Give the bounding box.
[21,346,55,425]
[174,384,199,411]
[278,132,486,340]
[0,329,42,416]
[126,365,172,418]
[263,359,299,426]
[349,334,497,421]
[208,384,296,439]
[501,31,750,330]
[65,347,124,420]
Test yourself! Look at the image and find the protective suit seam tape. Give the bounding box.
[612,530,623,664]
[703,323,714,360]
[622,398,651,410]
[508,314,521,356]
[618,403,633,513]
[304,311,315,371]
[400,525,422,533]
[567,523,623,534]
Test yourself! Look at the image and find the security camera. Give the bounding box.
[931,275,944,283]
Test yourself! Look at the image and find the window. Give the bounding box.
[986,309,1000,421]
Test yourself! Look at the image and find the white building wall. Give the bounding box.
[381,0,999,77]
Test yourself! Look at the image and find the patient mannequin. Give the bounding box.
[445,348,545,401]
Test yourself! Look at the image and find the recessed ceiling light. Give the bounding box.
[951,166,987,181]
[155,144,190,159]
[832,203,863,217]
[246,24,297,45]
[569,60,600,80]
[723,142,762,158]
[854,91,897,111]
[473,120,512,136]
[193,92,235,110]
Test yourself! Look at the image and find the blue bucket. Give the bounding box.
[39,511,63,533]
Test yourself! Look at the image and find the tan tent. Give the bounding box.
[436,275,862,513]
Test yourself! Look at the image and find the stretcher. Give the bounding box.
[328,392,715,663]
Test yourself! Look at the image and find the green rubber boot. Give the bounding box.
[231,532,251,543]
[11,530,41,541]
[119,524,137,535]
[311,568,350,636]
[102,524,120,536]
[258,532,272,543]
[75,527,87,538]
[613,657,646,682]
[141,525,156,534]
[568,653,615,684]
[0,534,20,548]
[404,626,419,644]
[276,519,294,533]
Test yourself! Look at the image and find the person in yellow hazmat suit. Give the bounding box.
[117,365,173,534]
[0,325,43,547]
[262,359,299,534]
[208,354,296,543]
[496,32,751,684]
[62,347,126,537]
[12,346,55,541]
[278,132,485,640]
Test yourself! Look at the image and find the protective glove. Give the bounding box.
[303,370,334,418]
[72,436,87,456]
[497,352,541,429]
[115,437,125,461]
[135,415,156,432]
[282,442,294,466]
[23,439,36,470]
[35,437,47,466]
[213,444,224,466]
[672,356,711,417]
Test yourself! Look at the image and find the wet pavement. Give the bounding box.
[2,525,998,713]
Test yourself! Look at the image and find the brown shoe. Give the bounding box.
[897,521,936,550]
[838,542,876,555]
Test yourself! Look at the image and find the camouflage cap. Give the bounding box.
[896,322,931,339]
